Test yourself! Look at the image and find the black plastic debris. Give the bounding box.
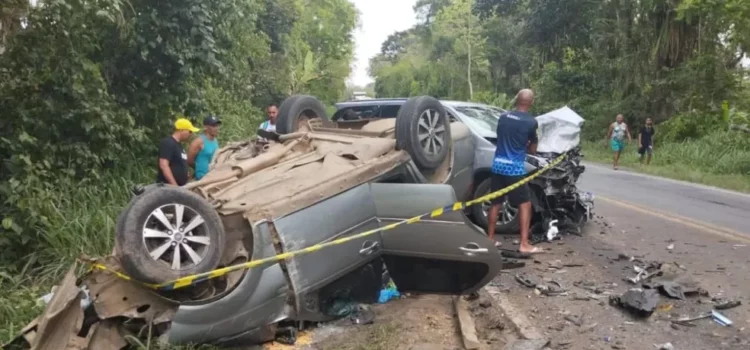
[515,274,537,288]
[644,281,703,300]
[501,250,532,259]
[714,299,742,310]
[609,288,660,317]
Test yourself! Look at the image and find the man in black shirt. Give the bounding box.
[156,118,200,186]
[638,118,655,165]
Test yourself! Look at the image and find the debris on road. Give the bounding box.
[579,323,598,333]
[666,243,674,251]
[672,313,711,326]
[564,314,584,326]
[502,338,550,350]
[378,284,400,304]
[536,281,568,297]
[654,342,674,350]
[454,295,481,350]
[713,299,741,310]
[609,288,660,317]
[515,273,538,288]
[711,310,733,327]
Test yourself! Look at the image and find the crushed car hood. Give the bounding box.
[535,106,585,154]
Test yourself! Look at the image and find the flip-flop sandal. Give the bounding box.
[515,273,537,288]
[500,249,532,260]
[502,259,526,270]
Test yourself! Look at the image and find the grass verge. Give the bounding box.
[581,136,750,193]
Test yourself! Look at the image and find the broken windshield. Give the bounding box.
[453,106,501,135]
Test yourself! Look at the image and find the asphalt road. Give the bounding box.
[488,162,750,350]
[580,162,750,238]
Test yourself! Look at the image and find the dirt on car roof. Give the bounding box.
[190,128,408,221]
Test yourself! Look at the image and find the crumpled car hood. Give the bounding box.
[535,106,585,154]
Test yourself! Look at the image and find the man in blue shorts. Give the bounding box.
[487,89,543,254]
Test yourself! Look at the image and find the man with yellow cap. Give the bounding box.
[156,118,200,186]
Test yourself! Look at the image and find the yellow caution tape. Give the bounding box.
[91,153,566,291]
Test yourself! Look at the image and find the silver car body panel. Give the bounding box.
[274,183,382,319]
[167,222,290,345]
[373,183,504,293]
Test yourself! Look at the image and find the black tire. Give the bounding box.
[276,95,330,134]
[115,186,225,284]
[395,96,451,170]
[470,177,520,234]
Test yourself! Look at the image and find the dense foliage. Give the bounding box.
[0,0,358,270]
[369,0,750,141]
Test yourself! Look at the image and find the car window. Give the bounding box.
[453,106,501,134]
[333,105,382,121]
[379,105,401,118]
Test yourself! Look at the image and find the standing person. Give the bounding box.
[487,89,543,254]
[638,118,655,165]
[605,114,632,170]
[258,103,278,142]
[259,103,278,133]
[157,118,199,186]
[187,115,221,180]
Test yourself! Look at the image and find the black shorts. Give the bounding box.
[638,145,653,155]
[490,174,531,207]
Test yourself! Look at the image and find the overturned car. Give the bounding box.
[6,95,515,349]
[6,95,594,349]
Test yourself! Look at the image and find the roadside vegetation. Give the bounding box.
[0,0,358,342]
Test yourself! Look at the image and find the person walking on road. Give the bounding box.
[187,115,221,180]
[638,117,655,165]
[157,118,199,186]
[606,114,632,170]
[487,89,543,254]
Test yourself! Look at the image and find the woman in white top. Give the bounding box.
[605,114,632,170]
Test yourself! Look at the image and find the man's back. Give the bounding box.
[493,111,538,176]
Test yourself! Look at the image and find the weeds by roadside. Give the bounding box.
[581,132,750,193]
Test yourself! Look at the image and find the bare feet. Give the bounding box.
[519,245,545,254]
[494,241,502,248]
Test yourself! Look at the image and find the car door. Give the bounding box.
[444,107,476,200]
[370,182,503,294]
[273,183,382,316]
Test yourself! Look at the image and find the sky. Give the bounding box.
[347,0,419,87]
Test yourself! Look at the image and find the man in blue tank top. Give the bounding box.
[187,115,221,180]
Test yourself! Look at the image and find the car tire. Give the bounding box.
[115,185,225,284]
[276,95,330,134]
[395,96,451,170]
[470,177,520,235]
